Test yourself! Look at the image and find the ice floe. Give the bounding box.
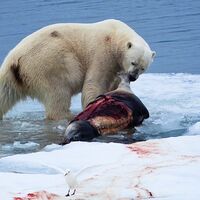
[0,135,200,199]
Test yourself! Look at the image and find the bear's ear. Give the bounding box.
[127,42,132,49]
[152,51,156,59]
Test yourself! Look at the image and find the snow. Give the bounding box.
[0,135,200,199]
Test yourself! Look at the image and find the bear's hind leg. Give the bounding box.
[43,90,74,121]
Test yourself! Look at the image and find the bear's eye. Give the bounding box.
[131,62,136,66]
[141,68,145,71]
[127,42,132,49]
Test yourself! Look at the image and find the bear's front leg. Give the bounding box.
[81,53,120,108]
[82,78,106,109]
[82,73,121,108]
[81,62,113,108]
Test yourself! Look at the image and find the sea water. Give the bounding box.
[0,0,200,157]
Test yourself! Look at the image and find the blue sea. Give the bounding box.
[0,0,200,157]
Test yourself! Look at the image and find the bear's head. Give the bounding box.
[122,41,155,81]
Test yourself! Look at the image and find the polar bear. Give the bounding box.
[0,19,155,120]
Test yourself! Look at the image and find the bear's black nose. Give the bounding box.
[128,73,137,81]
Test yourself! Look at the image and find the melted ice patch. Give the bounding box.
[0,73,200,157]
[131,73,200,140]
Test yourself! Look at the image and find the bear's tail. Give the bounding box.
[0,62,24,119]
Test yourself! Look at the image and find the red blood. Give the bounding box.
[27,193,35,198]
[73,95,129,121]
[13,191,59,200]
[127,143,160,157]
[127,145,151,156]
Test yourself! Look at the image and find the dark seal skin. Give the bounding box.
[61,73,149,144]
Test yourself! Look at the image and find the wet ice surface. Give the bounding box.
[132,73,200,140]
[0,95,81,157]
[0,73,199,157]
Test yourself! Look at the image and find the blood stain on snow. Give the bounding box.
[134,183,154,200]
[132,166,156,199]
[127,142,160,157]
[13,191,60,200]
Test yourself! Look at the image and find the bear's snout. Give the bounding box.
[128,69,140,82]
